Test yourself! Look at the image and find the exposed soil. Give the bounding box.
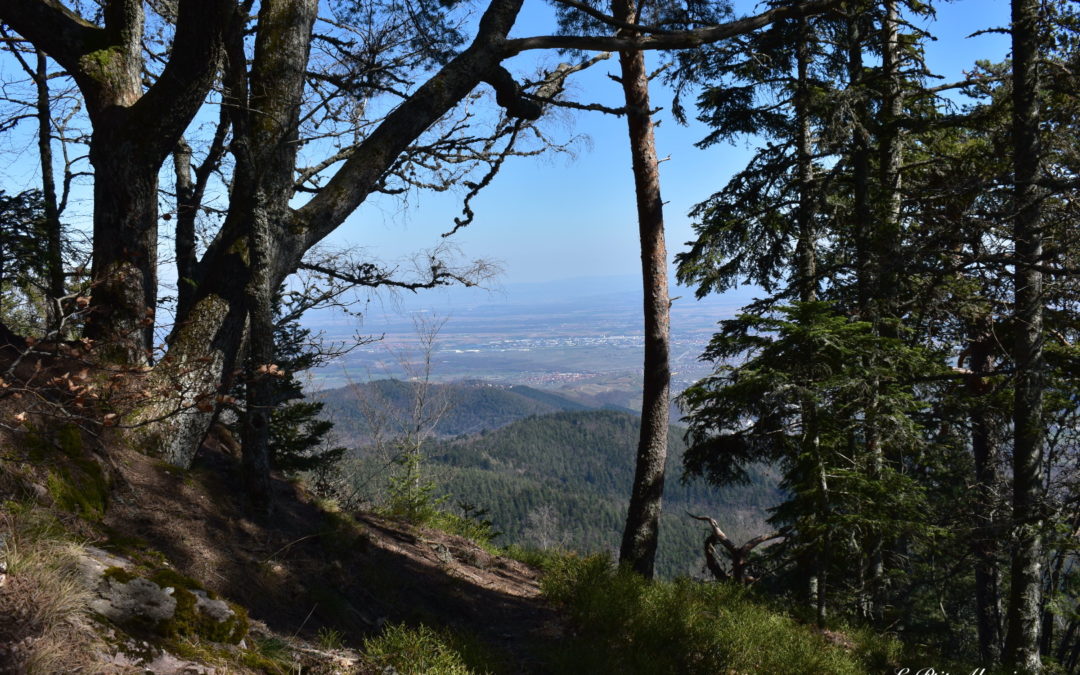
[97,430,563,671]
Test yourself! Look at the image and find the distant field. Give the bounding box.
[303,275,752,396]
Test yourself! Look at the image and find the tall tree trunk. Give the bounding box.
[229,0,318,506]
[241,210,276,512]
[613,0,671,579]
[862,0,904,620]
[86,123,160,363]
[34,49,64,333]
[794,15,824,621]
[794,17,816,305]
[846,11,879,619]
[846,16,872,317]
[80,3,157,363]
[1004,0,1046,669]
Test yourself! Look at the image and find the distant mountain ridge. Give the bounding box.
[317,379,597,441]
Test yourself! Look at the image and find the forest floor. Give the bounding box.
[103,435,565,670]
[0,389,565,673]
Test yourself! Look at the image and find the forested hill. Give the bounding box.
[318,379,605,440]
[421,410,782,579]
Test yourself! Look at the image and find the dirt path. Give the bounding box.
[101,439,563,672]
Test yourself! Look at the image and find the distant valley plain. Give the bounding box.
[305,275,753,411]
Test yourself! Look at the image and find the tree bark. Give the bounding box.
[794,16,826,622]
[613,0,671,580]
[968,322,1003,663]
[1003,0,1046,670]
[212,0,315,506]
[173,140,198,322]
[794,17,817,306]
[1,0,231,363]
[34,49,65,332]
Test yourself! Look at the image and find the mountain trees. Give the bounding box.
[676,0,1080,667]
[0,0,842,512]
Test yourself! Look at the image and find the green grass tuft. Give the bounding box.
[362,623,502,674]
[540,554,889,674]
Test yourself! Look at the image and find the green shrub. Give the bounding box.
[541,554,873,674]
[500,543,568,569]
[362,623,500,675]
[239,635,295,673]
[316,625,344,649]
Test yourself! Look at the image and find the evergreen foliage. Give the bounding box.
[674,0,1080,666]
[344,409,781,578]
[0,190,49,331]
[230,295,346,479]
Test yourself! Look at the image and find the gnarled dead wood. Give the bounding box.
[687,512,785,584]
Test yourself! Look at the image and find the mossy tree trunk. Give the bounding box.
[1004,0,1047,669]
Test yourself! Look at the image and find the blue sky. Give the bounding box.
[326,0,1014,288]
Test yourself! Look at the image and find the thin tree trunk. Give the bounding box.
[794,16,816,305]
[864,0,904,620]
[969,325,1003,662]
[174,140,198,322]
[613,0,671,579]
[241,210,276,512]
[231,0,317,507]
[846,11,879,619]
[846,16,872,317]
[795,16,825,622]
[34,50,64,332]
[1004,0,1046,669]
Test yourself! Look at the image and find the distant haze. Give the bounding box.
[303,274,757,398]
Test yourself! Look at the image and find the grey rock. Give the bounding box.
[92,575,177,624]
[192,589,235,624]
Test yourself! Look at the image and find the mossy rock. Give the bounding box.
[149,569,249,645]
[89,559,248,645]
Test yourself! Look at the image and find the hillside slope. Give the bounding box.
[0,420,560,673]
[0,413,899,674]
[412,410,781,578]
[318,379,593,441]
